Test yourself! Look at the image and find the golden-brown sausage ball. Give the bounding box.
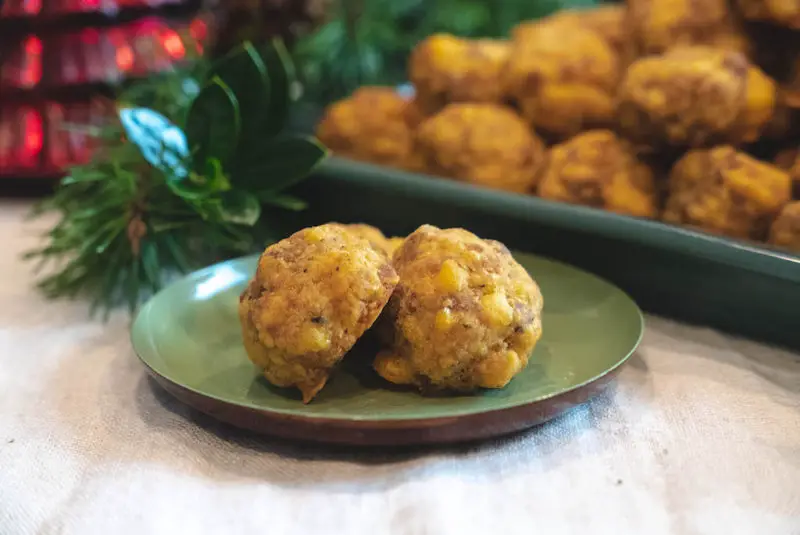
[782,53,800,109]
[775,49,800,112]
[408,34,511,115]
[339,223,406,258]
[627,0,751,57]
[735,0,800,29]
[537,130,659,218]
[315,86,426,172]
[333,223,394,257]
[386,237,405,257]
[238,224,399,402]
[774,147,798,170]
[540,5,629,58]
[663,146,792,239]
[768,202,800,251]
[416,103,546,193]
[761,96,799,140]
[374,225,544,392]
[617,46,777,148]
[756,41,800,139]
[505,19,620,139]
[774,147,800,198]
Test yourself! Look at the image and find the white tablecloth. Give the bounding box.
[1,200,799,535]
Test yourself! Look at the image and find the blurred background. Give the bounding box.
[0,0,601,183]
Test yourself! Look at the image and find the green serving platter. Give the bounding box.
[272,156,800,352]
[131,251,643,446]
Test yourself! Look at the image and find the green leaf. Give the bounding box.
[149,220,189,233]
[216,190,261,226]
[90,239,125,318]
[162,234,192,273]
[259,39,296,138]
[165,174,209,201]
[60,169,108,185]
[259,193,308,211]
[208,42,270,140]
[234,136,328,193]
[204,157,231,192]
[141,240,161,292]
[118,107,189,178]
[95,221,124,255]
[185,77,241,165]
[126,260,140,314]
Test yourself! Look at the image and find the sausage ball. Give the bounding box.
[773,146,798,174]
[663,146,792,239]
[386,237,405,257]
[316,86,426,172]
[781,52,800,114]
[505,19,620,139]
[618,46,777,149]
[768,202,800,251]
[627,0,751,57]
[416,103,546,193]
[756,36,800,139]
[774,147,800,199]
[345,224,405,258]
[374,225,544,392]
[544,5,629,58]
[408,34,511,115]
[766,51,800,139]
[761,95,799,140]
[238,224,399,402]
[775,149,800,199]
[537,130,659,218]
[332,223,396,258]
[735,0,800,29]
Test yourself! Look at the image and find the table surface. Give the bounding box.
[1,201,799,535]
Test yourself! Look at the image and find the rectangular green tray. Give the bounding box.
[280,156,800,351]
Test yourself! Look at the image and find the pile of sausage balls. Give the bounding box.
[315,0,800,253]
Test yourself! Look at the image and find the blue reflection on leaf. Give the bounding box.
[119,107,190,179]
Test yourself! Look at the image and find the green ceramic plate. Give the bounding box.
[131,251,644,446]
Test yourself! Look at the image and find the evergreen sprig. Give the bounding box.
[25,40,329,318]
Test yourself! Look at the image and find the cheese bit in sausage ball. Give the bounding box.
[416,103,546,193]
[408,34,511,115]
[626,0,751,57]
[769,202,800,251]
[736,0,800,30]
[505,19,620,139]
[663,146,792,240]
[537,130,659,218]
[618,46,777,149]
[374,225,544,392]
[238,224,399,403]
[315,86,426,172]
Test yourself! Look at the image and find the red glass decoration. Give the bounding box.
[18,106,44,168]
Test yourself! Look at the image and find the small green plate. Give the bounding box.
[131,252,644,446]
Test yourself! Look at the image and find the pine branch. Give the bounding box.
[24,40,329,319]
